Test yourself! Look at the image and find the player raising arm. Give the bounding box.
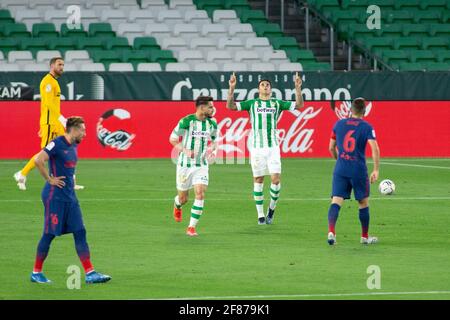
[226,72,304,225]
[327,98,380,246]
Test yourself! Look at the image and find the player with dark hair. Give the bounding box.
[14,57,84,191]
[327,98,380,245]
[226,72,304,225]
[170,96,218,236]
[31,116,111,284]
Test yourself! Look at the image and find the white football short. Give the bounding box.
[249,146,282,177]
[176,165,209,191]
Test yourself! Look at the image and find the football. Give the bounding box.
[379,179,396,195]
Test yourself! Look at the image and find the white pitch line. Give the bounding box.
[148,290,450,300]
[1,197,450,202]
[377,162,450,170]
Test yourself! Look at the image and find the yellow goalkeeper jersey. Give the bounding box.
[39,73,62,126]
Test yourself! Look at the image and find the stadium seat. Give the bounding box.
[169,0,197,11]
[89,23,116,38]
[217,37,245,52]
[177,50,204,64]
[64,50,92,64]
[0,0,28,14]
[111,0,139,13]
[252,23,283,38]
[109,62,134,71]
[393,0,420,10]
[213,10,240,25]
[14,9,43,31]
[193,63,220,71]
[62,63,79,72]
[100,10,128,29]
[48,38,77,52]
[22,63,48,71]
[104,37,132,51]
[117,23,144,44]
[157,9,184,25]
[20,38,49,53]
[0,39,19,54]
[133,37,161,50]
[76,38,105,51]
[385,11,414,24]
[278,62,303,71]
[228,23,256,39]
[136,62,163,72]
[161,37,188,52]
[393,38,421,50]
[250,62,276,71]
[79,62,106,71]
[396,62,425,71]
[144,23,172,39]
[2,23,31,38]
[421,37,449,51]
[245,37,272,51]
[376,24,403,38]
[270,37,300,50]
[402,24,429,37]
[184,10,211,25]
[60,23,88,38]
[425,62,450,71]
[165,62,191,71]
[0,63,21,71]
[359,38,394,53]
[172,23,200,39]
[434,50,450,63]
[206,50,233,64]
[127,9,155,25]
[234,50,260,64]
[413,11,441,24]
[381,50,409,66]
[148,50,177,64]
[302,62,332,71]
[222,62,248,71]
[189,37,217,52]
[32,23,59,38]
[122,50,150,65]
[201,23,227,38]
[91,50,122,66]
[0,9,15,24]
[223,0,251,11]
[8,50,34,64]
[36,50,62,63]
[238,9,267,24]
[262,50,289,64]
[408,50,437,63]
[140,0,168,12]
[284,49,316,63]
[429,24,450,37]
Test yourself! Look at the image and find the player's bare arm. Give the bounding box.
[329,139,338,160]
[294,72,304,110]
[368,139,380,183]
[226,72,238,111]
[169,137,195,158]
[34,150,66,188]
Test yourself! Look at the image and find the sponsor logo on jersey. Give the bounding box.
[191,131,210,138]
[256,107,276,113]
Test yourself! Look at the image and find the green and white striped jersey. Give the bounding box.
[236,98,296,148]
[170,114,218,168]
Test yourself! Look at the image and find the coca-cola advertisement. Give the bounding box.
[1,100,449,158]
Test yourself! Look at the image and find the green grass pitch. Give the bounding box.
[0,158,449,300]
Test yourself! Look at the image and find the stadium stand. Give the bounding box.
[308,0,450,71]
[0,0,328,71]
